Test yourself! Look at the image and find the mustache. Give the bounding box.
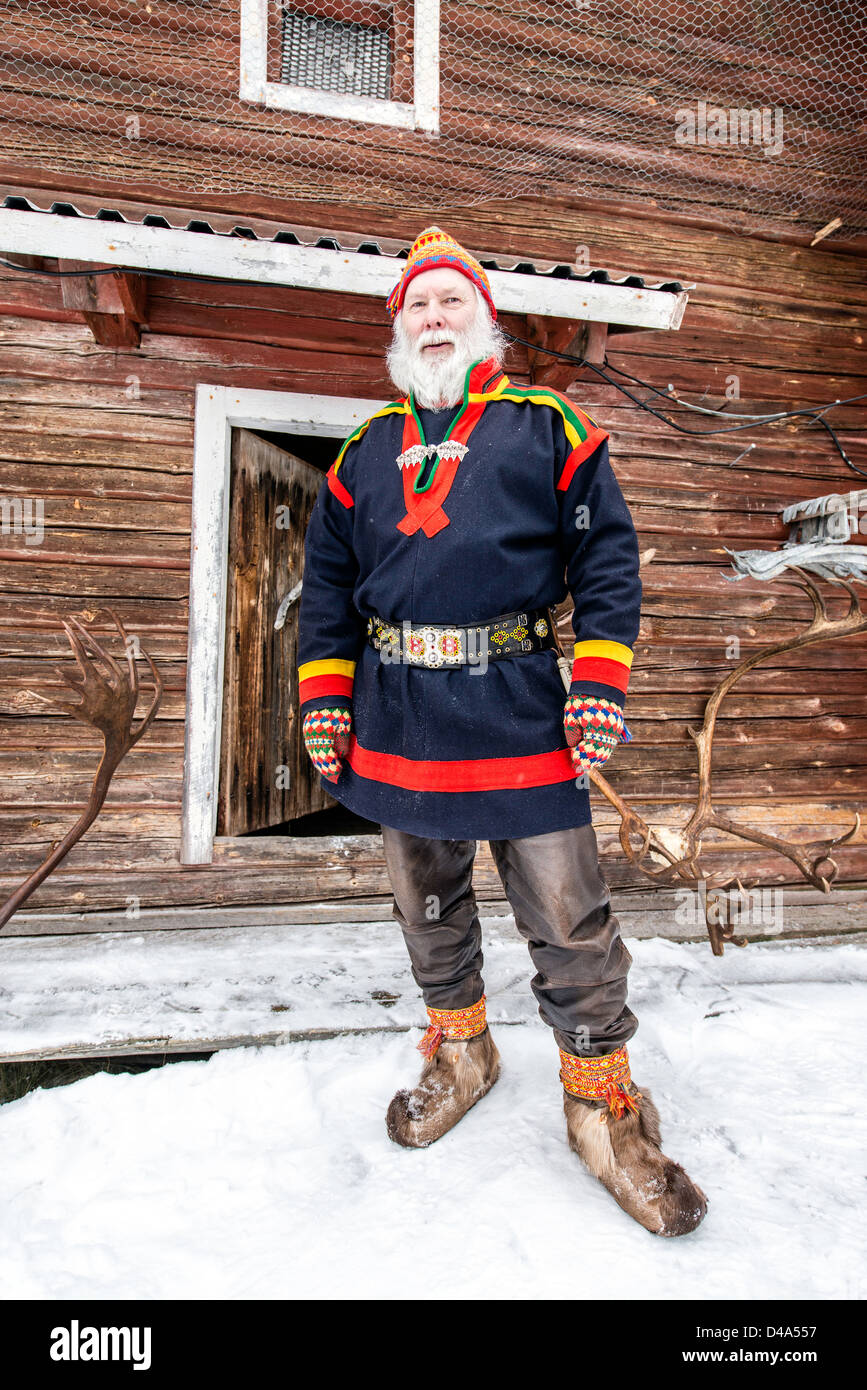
[417,332,457,349]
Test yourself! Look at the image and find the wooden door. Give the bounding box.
[217,428,336,835]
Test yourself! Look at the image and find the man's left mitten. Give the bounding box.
[564,694,631,776]
[302,704,352,784]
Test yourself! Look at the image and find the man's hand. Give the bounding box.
[564,694,631,777]
[302,704,352,783]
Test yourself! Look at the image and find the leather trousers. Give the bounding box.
[380,823,638,1057]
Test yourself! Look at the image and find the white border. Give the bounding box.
[182,382,387,864]
[239,0,440,133]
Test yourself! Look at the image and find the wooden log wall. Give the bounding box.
[0,1,864,241]
[0,177,865,918]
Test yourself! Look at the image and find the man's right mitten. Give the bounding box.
[301,704,352,784]
[563,694,631,776]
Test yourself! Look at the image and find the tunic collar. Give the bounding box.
[465,354,509,398]
[395,355,510,538]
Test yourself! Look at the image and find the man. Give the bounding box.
[296,226,707,1237]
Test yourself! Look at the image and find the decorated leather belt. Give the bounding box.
[365,608,555,667]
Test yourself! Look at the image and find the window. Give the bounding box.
[240,0,440,132]
[281,9,391,100]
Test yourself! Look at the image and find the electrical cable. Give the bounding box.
[501,330,867,480]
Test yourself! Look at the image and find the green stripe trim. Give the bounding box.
[496,386,596,445]
[408,358,487,493]
[333,401,408,473]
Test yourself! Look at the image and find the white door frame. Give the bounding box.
[181,382,386,864]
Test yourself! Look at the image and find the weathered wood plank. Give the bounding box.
[0,429,191,474]
[218,429,330,833]
[8,880,865,935]
[0,527,190,567]
[0,491,190,533]
[0,808,184,843]
[2,731,865,793]
[0,401,193,444]
[0,810,861,886]
[0,794,859,850]
[2,845,865,919]
[0,626,189,660]
[0,562,191,598]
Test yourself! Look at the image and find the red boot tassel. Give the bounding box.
[559,1045,641,1116]
[416,995,488,1059]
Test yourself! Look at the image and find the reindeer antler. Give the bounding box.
[585,566,867,955]
[0,610,163,929]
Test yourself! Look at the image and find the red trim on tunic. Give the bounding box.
[396,450,466,538]
[395,359,507,536]
[346,737,576,791]
[570,655,630,695]
[396,399,486,537]
[299,673,355,703]
[555,427,610,491]
[326,464,355,508]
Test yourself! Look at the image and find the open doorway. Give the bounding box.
[216,425,379,840]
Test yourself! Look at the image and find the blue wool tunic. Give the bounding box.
[296,355,642,840]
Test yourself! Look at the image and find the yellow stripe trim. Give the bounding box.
[467,375,512,404]
[298,659,357,680]
[500,386,601,431]
[333,381,599,475]
[497,388,598,452]
[573,640,634,667]
[333,403,407,474]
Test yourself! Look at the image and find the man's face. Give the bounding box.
[400,267,478,357]
[385,265,506,409]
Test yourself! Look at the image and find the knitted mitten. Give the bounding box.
[564,694,631,775]
[301,704,352,783]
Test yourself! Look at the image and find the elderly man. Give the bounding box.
[296,226,707,1237]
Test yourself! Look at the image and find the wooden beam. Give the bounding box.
[2,252,47,271]
[526,314,608,389]
[58,260,148,347]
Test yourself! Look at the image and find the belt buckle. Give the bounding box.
[420,626,443,667]
[404,625,441,666]
[403,623,466,667]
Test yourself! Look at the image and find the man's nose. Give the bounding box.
[422,304,446,330]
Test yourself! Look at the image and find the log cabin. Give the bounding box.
[0,1,865,974]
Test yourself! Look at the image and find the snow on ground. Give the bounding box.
[0,937,865,1300]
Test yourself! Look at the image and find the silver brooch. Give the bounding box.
[396,441,469,470]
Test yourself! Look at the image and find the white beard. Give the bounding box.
[385,290,511,409]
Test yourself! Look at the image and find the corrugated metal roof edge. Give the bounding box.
[2,195,695,293]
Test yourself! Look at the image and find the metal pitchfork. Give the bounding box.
[0,610,163,930]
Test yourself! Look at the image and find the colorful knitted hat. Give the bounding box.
[386,225,497,320]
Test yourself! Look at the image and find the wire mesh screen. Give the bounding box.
[0,1,864,241]
[280,8,391,99]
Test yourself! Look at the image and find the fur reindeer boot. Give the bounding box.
[387,996,500,1148]
[560,1046,708,1237]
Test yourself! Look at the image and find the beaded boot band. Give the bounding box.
[559,1044,641,1118]
[417,995,487,1059]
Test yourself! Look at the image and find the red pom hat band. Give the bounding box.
[386,225,498,320]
